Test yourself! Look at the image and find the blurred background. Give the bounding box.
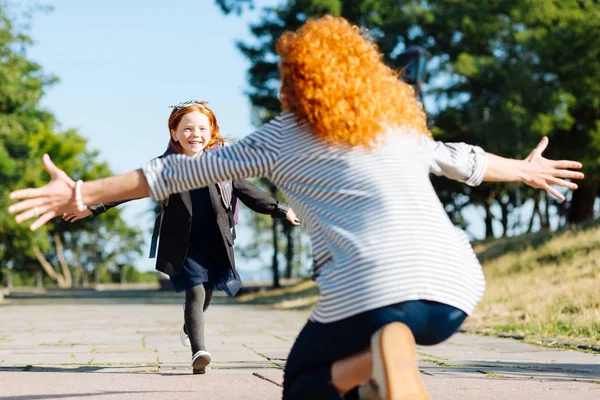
[0,0,598,307]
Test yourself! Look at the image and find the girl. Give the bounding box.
[62,100,300,375]
[10,16,583,400]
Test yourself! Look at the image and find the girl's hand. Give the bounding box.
[286,208,301,226]
[62,208,93,223]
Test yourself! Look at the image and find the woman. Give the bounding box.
[61,100,301,375]
[9,16,583,400]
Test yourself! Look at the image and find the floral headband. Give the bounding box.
[169,99,209,110]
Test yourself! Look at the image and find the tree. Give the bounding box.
[226,0,600,242]
[0,3,144,287]
[0,3,60,281]
[214,0,254,15]
[399,0,599,226]
[519,0,600,223]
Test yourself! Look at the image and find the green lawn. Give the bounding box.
[234,219,600,349]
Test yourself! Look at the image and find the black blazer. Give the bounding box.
[90,151,290,277]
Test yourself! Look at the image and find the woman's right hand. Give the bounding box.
[9,154,78,231]
[62,208,93,223]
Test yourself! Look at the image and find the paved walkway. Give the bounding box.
[0,291,598,399]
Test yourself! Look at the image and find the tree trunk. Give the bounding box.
[268,183,281,288]
[36,270,43,289]
[294,229,303,277]
[484,190,496,239]
[33,245,67,288]
[284,222,294,279]
[120,265,127,285]
[95,254,118,286]
[527,191,540,233]
[541,191,551,231]
[567,181,597,224]
[499,197,509,237]
[71,249,84,288]
[82,268,89,288]
[271,218,280,288]
[53,234,72,288]
[558,193,569,228]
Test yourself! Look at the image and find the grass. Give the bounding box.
[234,280,319,311]
[464,219,600,347]
[234,219,600,349]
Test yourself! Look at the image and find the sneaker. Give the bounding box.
[370,322,429,400]
[180,324,191,347]
[191,350,212,374]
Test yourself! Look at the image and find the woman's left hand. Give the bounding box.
[8,154,77,231]
[521,137,584,200]
[286,208,301,226]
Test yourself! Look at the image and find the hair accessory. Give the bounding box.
[169,99,209,110]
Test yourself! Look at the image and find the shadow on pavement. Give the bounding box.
[3,283,294,306]
[2,288,234,306]
[1,391,194,400]
[420,360,600,381]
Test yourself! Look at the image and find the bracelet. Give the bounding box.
[74,180,87,212]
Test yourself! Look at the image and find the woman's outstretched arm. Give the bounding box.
[9,114,286,230]
[429,136,583,201]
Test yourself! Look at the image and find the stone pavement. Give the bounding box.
[0,291,599,399]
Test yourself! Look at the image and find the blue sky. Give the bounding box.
[25,0,280,277]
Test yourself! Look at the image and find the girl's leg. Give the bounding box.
[203,282,214,312]
[182,283,213,337]
[185,284,207,353]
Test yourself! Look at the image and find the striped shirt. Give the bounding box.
[143,112,488,323]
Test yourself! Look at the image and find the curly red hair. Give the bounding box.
[276,16,430,147]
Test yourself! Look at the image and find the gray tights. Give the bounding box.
[184,283,214,354]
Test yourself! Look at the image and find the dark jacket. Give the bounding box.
[90,147,290,277]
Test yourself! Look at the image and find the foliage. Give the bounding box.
[0,3,145,286]
[224,0,600,241]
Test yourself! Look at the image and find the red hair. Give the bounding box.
[167,104,227,154]
[276,16,430,147]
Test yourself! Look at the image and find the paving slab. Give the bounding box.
[0,293,598,399]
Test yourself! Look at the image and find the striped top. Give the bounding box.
[143,112,488,323]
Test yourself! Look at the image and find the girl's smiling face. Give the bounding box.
[170,110,212,157]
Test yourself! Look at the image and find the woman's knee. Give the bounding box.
[283,373,341,400]
[416,308,467,345]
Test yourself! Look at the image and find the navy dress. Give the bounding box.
[170,187,242,296]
